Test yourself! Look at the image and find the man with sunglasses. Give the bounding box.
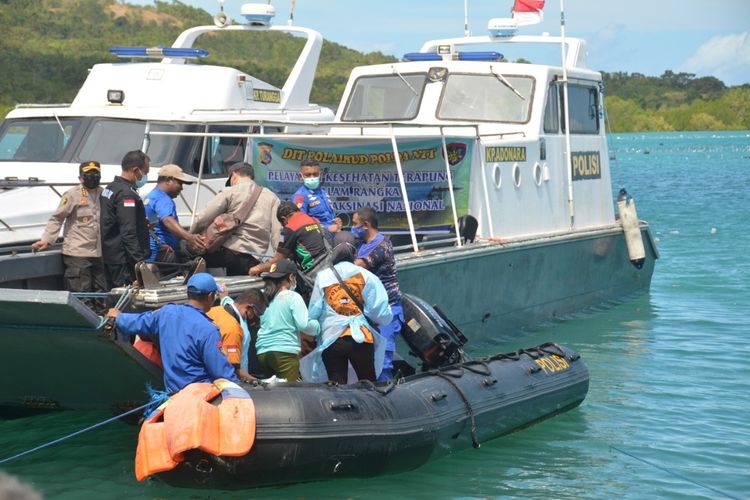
[144,164,206,263]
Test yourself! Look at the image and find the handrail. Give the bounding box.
[476,136,495,237]
[389,125,419,253]
[189,124,209,231]
[439,126,462,248]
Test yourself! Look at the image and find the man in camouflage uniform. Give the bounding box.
[32,161,106,293]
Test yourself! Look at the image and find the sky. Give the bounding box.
[127,0,750,85]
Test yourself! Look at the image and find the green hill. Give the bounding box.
[0,0,395,117]
[602,71,750,132]
[1,0,748,132]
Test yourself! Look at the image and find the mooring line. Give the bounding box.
[0,401,152,466]
[610,445,741,500]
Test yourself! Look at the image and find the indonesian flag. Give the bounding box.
[513,0,544,26]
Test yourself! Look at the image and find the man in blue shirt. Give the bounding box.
[352,207,404,381]
[144,164,205,263]
[292,159,342,237]
[106,273,238,393]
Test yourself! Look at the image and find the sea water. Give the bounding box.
[1,131,748,499]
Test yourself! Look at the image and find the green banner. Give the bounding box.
[252,138,473,232]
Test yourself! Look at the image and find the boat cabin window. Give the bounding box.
[76,120,182,165]
[341,73,427,121]
[438,74,534,123]
[543,83,559,133]
[561,84,600,134]
[0,118,82,162]
[205,126,251,176]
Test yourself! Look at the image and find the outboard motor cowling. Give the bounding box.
[400,293,468,370]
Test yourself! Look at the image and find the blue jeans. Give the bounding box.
[377,303,404,381]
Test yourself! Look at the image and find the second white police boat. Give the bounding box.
[238,0,658,341]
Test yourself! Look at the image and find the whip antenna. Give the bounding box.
[464,0,471,36]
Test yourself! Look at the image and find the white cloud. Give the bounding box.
[680,32,750,85]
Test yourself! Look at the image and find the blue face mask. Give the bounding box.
[134,169,148,189]
[303,177,320,190]
[351,225,366,241]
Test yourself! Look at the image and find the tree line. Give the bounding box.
[1,0,748,132]
[602,71,750,132]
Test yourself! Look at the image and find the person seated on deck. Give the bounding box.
[208,288,267,382]
[351,207,404,381]
[291,158,342,238]
[106,273,238,393]
[254,259,320,381]
[144,164,205,264]
[249,201,330,299]
[191,162,281,276]
[301,232,392,384]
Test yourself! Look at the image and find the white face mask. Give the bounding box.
[289,276,297,292]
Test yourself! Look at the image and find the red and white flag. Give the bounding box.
[513,0,544,26]
[123,198,136,208]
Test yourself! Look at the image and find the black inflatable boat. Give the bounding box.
[144,295,589,489]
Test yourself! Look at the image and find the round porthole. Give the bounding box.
[493,164,502,188]
[512,162,521,187]
[533,162,543,186]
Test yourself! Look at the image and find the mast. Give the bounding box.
[559,0,575,227]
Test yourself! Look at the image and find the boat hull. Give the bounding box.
[0,290,161,416]
[397,224,657,343]
[158,343,589,489]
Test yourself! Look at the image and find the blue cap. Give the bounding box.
[186,273,219,294]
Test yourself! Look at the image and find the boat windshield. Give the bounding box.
[438,74,535,123]
[342,73,427,121]
[76,120,184,165]
[0,118,82,162]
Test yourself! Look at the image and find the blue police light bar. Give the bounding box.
[458,51,503,61]
[403,51,504,62]
[403,53,442,62]
[108,46,210,59]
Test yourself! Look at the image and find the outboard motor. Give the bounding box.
[400,293,468,370]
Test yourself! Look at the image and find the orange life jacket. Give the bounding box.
[134,378,255,481]
[133,339,163,369]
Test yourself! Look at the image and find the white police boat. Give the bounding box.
[236,0,659,341]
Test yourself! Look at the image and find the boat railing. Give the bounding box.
[13,103,73,110]
[0,181,79,234]
[144,119,522,251]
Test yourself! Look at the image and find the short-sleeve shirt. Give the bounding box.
[144,187,179,261]
[292,185,336,230]
[278,211,328,271]
[207,305,244,366]
[357,233,402,306]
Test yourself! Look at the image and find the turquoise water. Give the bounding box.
[2,131,749,499]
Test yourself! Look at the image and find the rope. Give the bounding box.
[432,370,480,449]
[0,400,153,466]
[610,445,742,500]
[358,379,397,396]
[96,285,133,330]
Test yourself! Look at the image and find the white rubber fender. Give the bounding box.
[617,196,646,268]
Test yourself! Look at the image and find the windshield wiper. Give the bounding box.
[491,67,526,101]
[391,65,418,96]
[52,112,68,140]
